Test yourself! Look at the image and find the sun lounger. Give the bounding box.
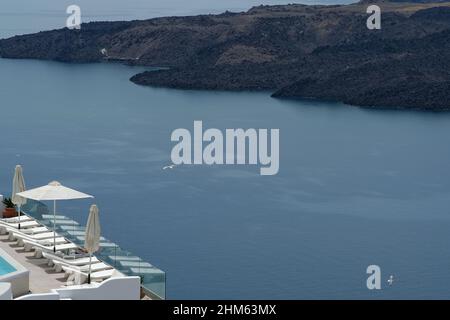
[22,231,58,241]
[36,243,79,258]
[22,237,67,250]
[0,220,40,234]
[0,220,41,235]
[61,262,112,276]
[22,239,78,258]
[5,226,49,238]
[1,216,32,223]
[64,267,119,285]
[20,226,50,235]
[5,226,47,240]
[11,230,59,244]
[42,252,100,270]
[0,220,38,228]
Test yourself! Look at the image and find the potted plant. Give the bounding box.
[2,197,17,218]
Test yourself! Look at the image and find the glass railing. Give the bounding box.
[21,199,166,300]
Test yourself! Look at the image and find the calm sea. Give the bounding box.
[1,1,450,299]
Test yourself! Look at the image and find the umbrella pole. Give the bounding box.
[88,253,92,284]
[18,204,21,229]
[53,200,56,252]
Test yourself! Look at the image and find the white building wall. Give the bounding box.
[55,276,141,300]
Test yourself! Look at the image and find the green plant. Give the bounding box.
[2,197,16,209]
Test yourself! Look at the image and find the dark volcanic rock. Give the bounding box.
[0,22,134,62]
[273,28,450,110]
[1,2,450,110]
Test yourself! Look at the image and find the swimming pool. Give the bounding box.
[0,256,16,276]
[0,248,29,297]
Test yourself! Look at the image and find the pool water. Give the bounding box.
[0,256,16,276]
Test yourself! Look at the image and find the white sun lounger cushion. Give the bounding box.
[43,252,100,267]
[23,237,68,251]
[1,216,32,223]
[21,226,50,235]
[11,230,58,240]
[22,240,78,258]
[53,258,102,272]
[65,268,119,285]
[0,219,39,231]
[62,262,112,276]
[13,231,61,245]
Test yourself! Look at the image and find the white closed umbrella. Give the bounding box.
[12,165,27,229]
[84,204,101,284]
[17,181,93,251]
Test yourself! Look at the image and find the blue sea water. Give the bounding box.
[1,1,450,299]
